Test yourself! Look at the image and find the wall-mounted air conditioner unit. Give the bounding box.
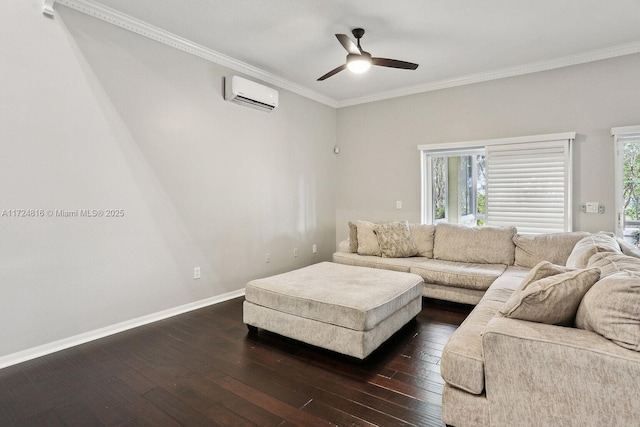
[224,76,278,112]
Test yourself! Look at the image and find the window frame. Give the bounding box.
[421,148,484,225]
[419,132,576,232]
[611,125,640,238]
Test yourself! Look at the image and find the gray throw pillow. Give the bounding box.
[355,220,381,256]
[565,233,621,269]
[499,267,600,326]
[587,252,640,278]
[348,221,358,253]
[374,220,418,258]
[575,271,640,351]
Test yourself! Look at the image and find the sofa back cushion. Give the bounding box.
[617,237,640,258]
[410,223,436,258]
[566,233,622,269]
[587,252,640,278]
[433,223,516,265]
[513,231,590,268]
[576,271,640,351]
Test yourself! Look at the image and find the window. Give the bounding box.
[420,133,575,233]
[423,150,485,226]
[612,126,640,242]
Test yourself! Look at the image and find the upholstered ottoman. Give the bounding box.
[243,262,424,359]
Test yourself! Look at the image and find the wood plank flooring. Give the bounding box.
[0,297,471,426]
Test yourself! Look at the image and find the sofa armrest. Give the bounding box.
[483,316,640,426]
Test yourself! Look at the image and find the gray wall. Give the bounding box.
[1,2,336,360]
[336,53,640,242]
[4,0,640,363]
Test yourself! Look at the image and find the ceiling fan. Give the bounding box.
[317,28,419,81]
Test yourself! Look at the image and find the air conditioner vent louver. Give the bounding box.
[234,95,276,111]
[225,76,278,112]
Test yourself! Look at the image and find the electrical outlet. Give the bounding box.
[265,253,270,263]
[396,201,402,209]
[312,244,317,254]
[193,267,201,279]
[585,202,599,214]
[293,248,299,257]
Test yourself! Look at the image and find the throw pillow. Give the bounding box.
[498,268,601,326]
[518,261,575,288]
[587,252,640,278]
[374,221,418,258]
[355,220,381,256]
[348,221,358,253]
[575,271,640,351]
[566,233,621,269]
[409,223,436,258]
[500,261,574,314]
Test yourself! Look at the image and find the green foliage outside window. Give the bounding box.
[623,142,640,222]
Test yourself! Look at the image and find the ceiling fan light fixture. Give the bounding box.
[317,29,418,81]
[346,53,371,73]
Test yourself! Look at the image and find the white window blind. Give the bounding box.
[485,140,571,233]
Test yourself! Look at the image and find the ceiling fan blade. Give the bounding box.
[336,34,361,54]
[372,57,419,70]
[317,64,347,81]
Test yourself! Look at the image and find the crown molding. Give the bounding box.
[44,0,640,110]
[43,0,55,17]
[337,40,640,108]
[44,0,338,108]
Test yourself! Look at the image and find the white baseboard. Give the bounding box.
[0,289,245,369]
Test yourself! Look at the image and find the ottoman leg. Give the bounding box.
[246,324,258,333]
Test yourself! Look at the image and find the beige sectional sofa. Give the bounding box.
[333,220,640,426]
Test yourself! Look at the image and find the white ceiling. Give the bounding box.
[61,0,640,107]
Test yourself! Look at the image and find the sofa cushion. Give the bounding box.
[617,237,640,258]
[410,259,507,291]
[513,231,590,268]
[441,298,507,395]
[587,252,640,278]
[333,251,429,273]
[348,221,358,252]
[576,271,640,351]
[480,266,530,304]
[355,220,381,256]
[433,223,517,265]
[498,268,600,326]
[566,233,621,269]
[410,223,436,258]
[374,220,418,258]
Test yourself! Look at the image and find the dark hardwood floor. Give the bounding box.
[0,297,472,426]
